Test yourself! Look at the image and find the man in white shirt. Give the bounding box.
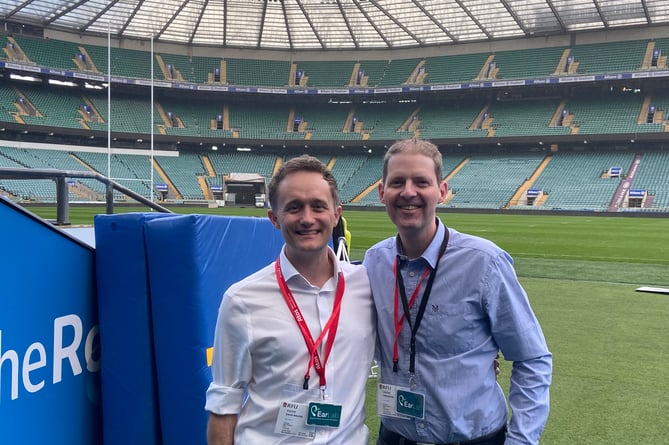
[205,155,376,444]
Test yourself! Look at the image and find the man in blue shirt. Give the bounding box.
[363,139,552,445]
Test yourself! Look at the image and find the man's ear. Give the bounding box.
[334,205,342,225]
[440,181,448,203]
[267,210,280,229]
[378,182,385,203]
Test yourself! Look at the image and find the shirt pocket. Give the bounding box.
[422,302,478,356]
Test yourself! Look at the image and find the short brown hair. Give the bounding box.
[382,138,443,183]
[268,155,340,209]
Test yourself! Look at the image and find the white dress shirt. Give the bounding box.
[205,247,375,444]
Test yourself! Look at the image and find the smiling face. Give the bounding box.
[379,151,447,256]
[268,170,341,267]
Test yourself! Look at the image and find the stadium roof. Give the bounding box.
[2,0,669,51]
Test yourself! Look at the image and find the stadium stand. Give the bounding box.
[11,35,80,70]
[567,40,648,74]
[2,33,669,212]
[487,99,572,137]
[491,46,567,80]
[337,156,384,204]
[15,83,87,130]
[446,154,546,209]
[531,151,637,210]
[354,102,416,140]
[422,52,492,84]
[629,151,669,209]
[565,92,649,135]
[157,53,218,84]
[208,151,277,180]
[155,152,208,200]
[225,58,291,87]
[353,60,390,87]
[86,92,157,134]
[74,151,155,199]
[416,100,491,139]
[292,60,358,88]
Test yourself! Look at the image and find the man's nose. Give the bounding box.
[300,208,315,224]
[400,180,417,197]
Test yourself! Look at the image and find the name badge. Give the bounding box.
[377,383,424,419]
[306,402,342,427]
[274,401,316,438]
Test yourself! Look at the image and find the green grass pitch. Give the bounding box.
[24,204,669,444]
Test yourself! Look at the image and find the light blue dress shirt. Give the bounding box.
[363,220,552,445]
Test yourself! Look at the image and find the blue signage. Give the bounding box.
[1,198,101,444]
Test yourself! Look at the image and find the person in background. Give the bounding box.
[364,139,552,445]
[205,155,375,444]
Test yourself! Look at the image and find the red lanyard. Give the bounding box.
[392,257,431,372]
[275,258,345,395]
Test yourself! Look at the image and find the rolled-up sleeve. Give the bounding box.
[204,292,252,415]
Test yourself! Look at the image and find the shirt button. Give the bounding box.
[409,271,415,277]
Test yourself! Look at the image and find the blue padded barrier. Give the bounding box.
[94,212,174,445]
[143,214,284,445]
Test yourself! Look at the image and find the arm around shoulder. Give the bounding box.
[207,412,238,445]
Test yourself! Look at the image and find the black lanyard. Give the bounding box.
[395,227,449,375]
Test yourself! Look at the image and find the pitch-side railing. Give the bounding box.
[0,167,172,225]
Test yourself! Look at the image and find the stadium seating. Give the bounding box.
[228,102,288,140]
[225,58,291,87]
[15,83,86,130]
[0,82,20,122]
[353,60,391,87]
[345,102,415,140]
[2,34,669,212]
[531,151,636,210]
[158,53,217,84]
[0,146,100,201]
[423,52,491,84]
[568,40,648,74]
[416,100,490,139]
[86,91,158,134]
[208,151,277,180]
[293,60,357,88]
[446,154,545,209]
[73,151,155,199]
[326,154,368,200]
[492,46,567,80]
[488,99,572,137]
[154,152,208,200]
[630,151,669,209]
[12,35,80,70]
[378,58,422,86]
[337,156,384,204]
[565,93,650,134]
[3,35,668,89]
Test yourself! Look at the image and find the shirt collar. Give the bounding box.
[396,218,446,269]
[278,245,340,289]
